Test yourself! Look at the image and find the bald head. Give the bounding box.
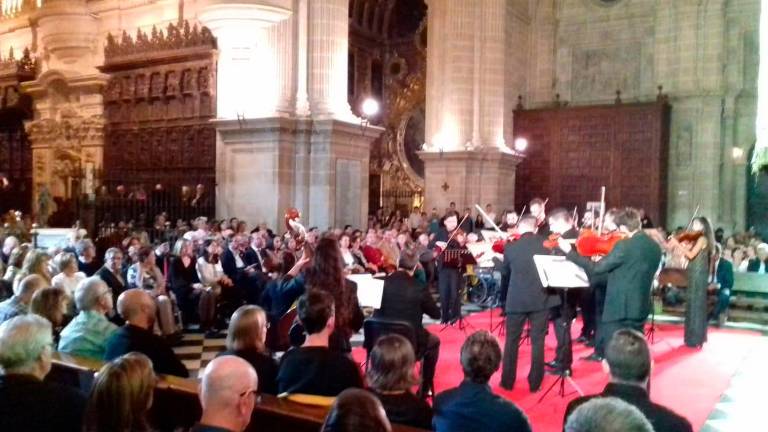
[199,355,258,431]
[116,289,155,327]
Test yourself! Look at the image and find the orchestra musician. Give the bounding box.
[544,209,580,375]
[558,208,662,362]
[500,215,560,392]
[530,198,549,237]
[430,211,465,324]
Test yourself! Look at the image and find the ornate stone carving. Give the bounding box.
[104,21,217,62]
[0,47,38,80]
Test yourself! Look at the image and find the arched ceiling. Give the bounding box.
[349,0,426,41]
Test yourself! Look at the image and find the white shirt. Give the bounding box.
[196,256,225,287]
[52,272,86,298]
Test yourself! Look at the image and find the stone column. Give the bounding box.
[422,0,522,211]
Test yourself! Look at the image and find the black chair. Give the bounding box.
[362,318,417,371]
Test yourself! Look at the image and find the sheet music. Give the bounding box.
[532,255,590,288]
[346,274,384,309]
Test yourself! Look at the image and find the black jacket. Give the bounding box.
[0,374,86,432]
[501,232,561,313]
[746,257,768,273]
[104,324,189,377]
[564,383,692,432]
[96,266,126,301]
[433,380,531,432]
[567,232,661,322]
[373,270,441,350]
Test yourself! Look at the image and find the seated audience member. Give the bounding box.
[433,331,531,432]
[374,249,441,397]
[367,334,433,429]
[13,250,52,291]
[197,238,237,303]
[0,315,87,432]
[565,397,654,432]
[127,246,178,337]
[76,239,100,276]
[3,243,29,283]
[564,329,692,432]
[711,244,734,326]
[746,243,768,273]
[51,252,86,304]
[0,235,18,265]
[83,352,157,432]
[169,238,216,334]
[96,248,127,309]
[104,289,189,377]
[30,287,69,344]
[218,305,279,394]
[0,274,47,324]
[322,388,392,432]
[192,355,259,432]
[277,290,363,396]
[58,277,119,359]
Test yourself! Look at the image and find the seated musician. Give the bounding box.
[374,250,441,398]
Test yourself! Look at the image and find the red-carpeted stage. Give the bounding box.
[353,312,763,432]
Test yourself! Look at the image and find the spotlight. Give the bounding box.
[362,98,380,118]
[514,137,528,152]
[732,147,744,160]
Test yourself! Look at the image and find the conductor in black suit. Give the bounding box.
[500,215,560,392]
[558,208,662,361]
[374,249,441,397]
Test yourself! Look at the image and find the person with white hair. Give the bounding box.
[192,355,259,432]
[0,274,47,324]
[565,397,654,432]
[0,235,18,265]
[746,242,768,273]
[76,239,99,276]
[0,315,87,432]
[58,277,119,359]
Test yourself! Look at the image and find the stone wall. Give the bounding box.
[526,0,759,232]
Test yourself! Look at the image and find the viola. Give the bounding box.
[575,229,626,257]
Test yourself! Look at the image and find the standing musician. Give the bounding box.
[500,215,560,392]
[545,208,580,375]
[430,211,466,324]
[557,208,662,361]
[530,198,549,237]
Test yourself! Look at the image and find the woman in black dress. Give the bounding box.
[168,239,216,334]
[218,305,279,394]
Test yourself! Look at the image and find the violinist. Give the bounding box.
[558,208,662,362]
[544,209,580,376]
[667,216,715,348]
[530,198,549,237]
[499,211,519,233]
[430,211,465,324]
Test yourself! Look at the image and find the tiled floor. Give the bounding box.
[173,307,768,430]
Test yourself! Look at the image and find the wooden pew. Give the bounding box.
[50,352,429,432]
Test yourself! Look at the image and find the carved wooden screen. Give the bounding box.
[513,101,670,226]
[99,22,217,224]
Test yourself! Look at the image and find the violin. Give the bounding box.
[575,229,626,257]
[543,233,560,250]
[675,231,704,243]
[491,232,521,254]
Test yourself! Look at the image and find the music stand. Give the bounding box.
[532,255,589,402]
[440,250,478,333]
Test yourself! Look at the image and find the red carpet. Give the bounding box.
[353,312,763,432]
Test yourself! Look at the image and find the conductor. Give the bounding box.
[500,215,560,392]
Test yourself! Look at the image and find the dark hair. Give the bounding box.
[30,287,68,328]
[442,210,460,225]
[529,197,545,207]
[321,388,391,432]
[517,215,538,230]
[83,353,156,432]
[305,237,356,333]
[615,208,642,232]
[367,334,418,392]
[548,207,572,223]
[136,246,154,264]
[460,331,501,383]
[397,249,419,270]
[297,290,335,335]
[693,216,717,258]
[605,329,651,382]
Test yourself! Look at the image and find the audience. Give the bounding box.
[2,243,29,283]
[104,289,189,377]
[193,355,258,432]
[58,277,119,359]
[127,246,178,337]
[50,252,86,304]
[0,315,87,432]
[168,238,216,334]
[277,290,363,396]
[322,388,392,432]
[565,397,654,432]
[76,239,100,276]
[433,330,531,432]
[30,286,69,344]
[374,249,441,397]
[0,274,47,324]
[13,249,52,291]
[0,234,18,265]
[83,352,157,432]
[96,247,127,309]
[367,334,433,429]
[218,304,279,394]
[564,329,692,432]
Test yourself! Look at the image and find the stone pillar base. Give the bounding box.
[419,149,523,215]
[215,117,381,229]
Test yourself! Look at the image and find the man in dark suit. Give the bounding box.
[97,247,127,325]
[374,249,441,397]
[559,208,662,361]
[104,289,189,377]
[711,244,734,326]
[746,243,768,273]
[430,211,464,324]
[229,234,268,305]
[500,215,560,392]
[0,315,87,432]
[433,331,532,432]
[564,329,692,432]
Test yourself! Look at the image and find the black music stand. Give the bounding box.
[440,250,477,334]
[532,255,589,403]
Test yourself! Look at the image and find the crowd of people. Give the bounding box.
[0,202,729,432]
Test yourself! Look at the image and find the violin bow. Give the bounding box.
[514,205,527,228]
[474,204,505,237]
[597,186,606,236]
[572,206,579,228]
[436,212,470,258]
[685,204,700,231]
